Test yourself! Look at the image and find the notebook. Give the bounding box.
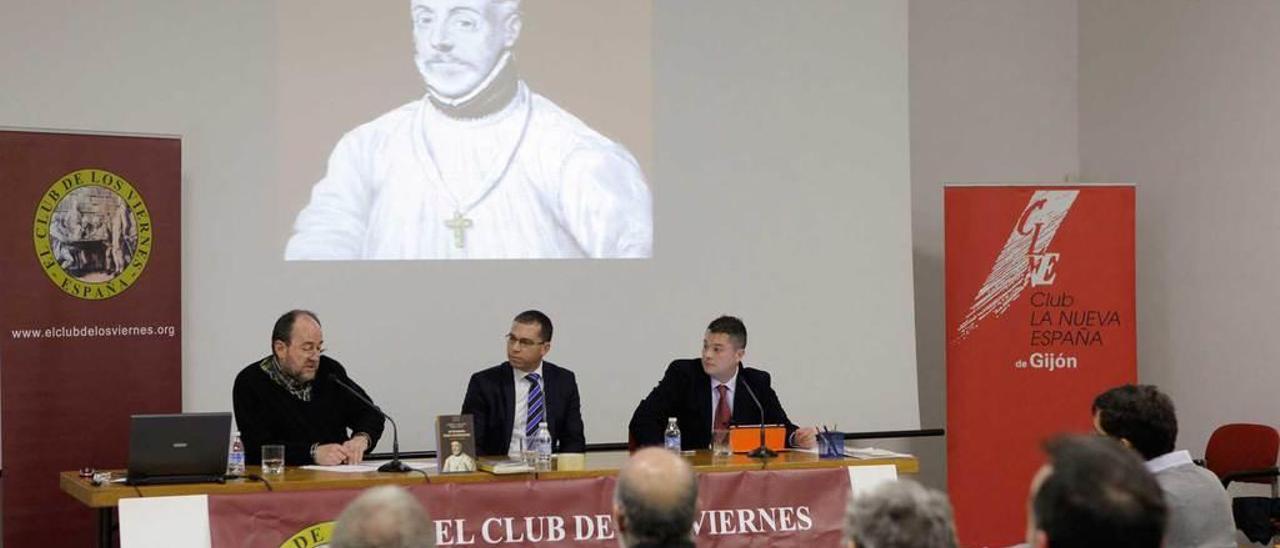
[126,412,232,485]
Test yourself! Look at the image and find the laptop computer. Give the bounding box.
[126,412,232,485]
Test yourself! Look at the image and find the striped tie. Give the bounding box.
[525,372,545,438]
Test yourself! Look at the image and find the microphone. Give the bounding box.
[737,372,778,459]
[329,373,412,473]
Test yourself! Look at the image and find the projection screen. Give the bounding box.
[0,0,918,452]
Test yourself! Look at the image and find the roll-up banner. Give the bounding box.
[945,185,1136,546]
[0,129,182,547]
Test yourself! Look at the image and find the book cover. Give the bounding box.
[436,414,477,473]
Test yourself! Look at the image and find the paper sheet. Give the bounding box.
[302,459,437,473]
[847,464,899,498]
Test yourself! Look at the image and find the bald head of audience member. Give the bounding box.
[1027,435,1166,548]
[613,447,699,548]
[331,485,435,548]
[843,479,958,548]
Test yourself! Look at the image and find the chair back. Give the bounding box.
[1204,423,1279,485]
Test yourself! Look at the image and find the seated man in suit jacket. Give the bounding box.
[462,310,586,457]
[629,315,818,450]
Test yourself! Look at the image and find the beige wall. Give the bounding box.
[1079,0,1280,460]
[5,0,1272,492]
[909,0,1280,493]
[907,0,1081,490]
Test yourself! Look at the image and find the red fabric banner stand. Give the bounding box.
[208,468,849,547]
[945,185,1135,546]
[0,130,182,547]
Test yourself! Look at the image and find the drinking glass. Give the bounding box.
[712,428,732,457]
[262,444,285,475]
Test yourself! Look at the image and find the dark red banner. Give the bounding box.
[945,185,1136,546]
[208,468,849,547]
[0,130,182,547]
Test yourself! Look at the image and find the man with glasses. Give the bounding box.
[232,310,385,466]
[462,310,585,456]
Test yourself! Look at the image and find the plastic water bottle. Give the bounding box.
[534,422,553,471]
[228,431,245,476]
[664,417,682,452]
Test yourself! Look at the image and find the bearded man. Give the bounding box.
[232,310,384,465]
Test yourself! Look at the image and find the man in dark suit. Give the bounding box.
[629,315,818,450]
[462,310,586,456]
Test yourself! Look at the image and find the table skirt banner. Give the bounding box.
[945,184,1136,546]
[0,129,182,547]
[205,468,850,547]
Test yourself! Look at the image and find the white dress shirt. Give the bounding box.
[1145,449,1193,473]
[507,363,545,458]
[710,370,738,431]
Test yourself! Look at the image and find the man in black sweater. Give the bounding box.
[232,310,384,466]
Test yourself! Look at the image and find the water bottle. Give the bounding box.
[228,431,246,476]
[664,417,682,452]
[534,422,553,471]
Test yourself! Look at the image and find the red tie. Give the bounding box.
[715,384,731,431]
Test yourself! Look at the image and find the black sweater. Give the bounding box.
[231,355,384,465]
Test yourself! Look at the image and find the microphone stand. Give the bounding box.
[331,375,413,473]
[738,374,777,460]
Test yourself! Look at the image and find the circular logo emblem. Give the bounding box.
[32,168,153,300]
[281,522,334,547]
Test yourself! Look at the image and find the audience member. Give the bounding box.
[613,447,698,548]
[1027,435,1167,548]
[331,485,435,548]
[843,479,958,548]
[1092,384,1236,547]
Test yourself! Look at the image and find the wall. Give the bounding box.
[1079,0,1280,461]
[908,0,1081,490]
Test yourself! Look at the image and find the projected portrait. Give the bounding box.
[284,0,653,260]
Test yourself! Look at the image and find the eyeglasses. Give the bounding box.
[504,334,545,349]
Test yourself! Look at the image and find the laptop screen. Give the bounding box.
[128,412,232,481]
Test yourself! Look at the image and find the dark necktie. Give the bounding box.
[715,384,731,431]
[526,372,545,438]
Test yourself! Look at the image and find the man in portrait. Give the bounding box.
[285,0,652,260]
[441,440,477,472]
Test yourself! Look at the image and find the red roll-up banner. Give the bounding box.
[945,185,1135,546]
[0,129,182,547]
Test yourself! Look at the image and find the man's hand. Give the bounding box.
[342,434,370,464]
[793,426,819,449]
[313,443,352,466]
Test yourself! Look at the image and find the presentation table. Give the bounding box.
[62,450,918,547]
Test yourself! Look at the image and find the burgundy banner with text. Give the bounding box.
[0,130,182,547]
[945,185,1136,546]
[208,468,849,547]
